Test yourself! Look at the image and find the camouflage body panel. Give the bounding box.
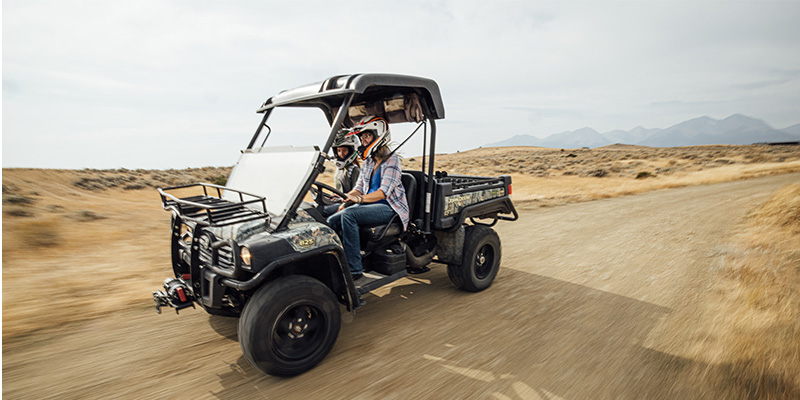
[204,218,270,242]
[204,208,342,253]
[443,187,506,217]
[289,208,318,224]
[274,214,342,253]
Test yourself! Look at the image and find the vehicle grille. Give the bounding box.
[196,233,236,271]
[197,235,213,265]
[215,244,236,270]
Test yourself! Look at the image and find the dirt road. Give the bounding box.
[4,173,798,399]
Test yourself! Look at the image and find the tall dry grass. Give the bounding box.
[508,161,800,208]
[709,184,800,399]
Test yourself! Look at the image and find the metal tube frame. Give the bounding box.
[424,118,437,233]
[275,94,355,232]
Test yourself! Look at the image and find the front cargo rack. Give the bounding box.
[158,183,269,227]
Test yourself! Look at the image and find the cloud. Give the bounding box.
[3,79,22,95]
[732,78,795,91]
[3,1,800,167]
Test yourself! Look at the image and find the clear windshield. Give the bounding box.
[222,106,333,229]
[223,146,320,230]
[225,104,431,230]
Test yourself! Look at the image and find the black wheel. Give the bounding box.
[239,275,341,376]
[447,225,501,292]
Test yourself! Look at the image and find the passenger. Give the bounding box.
[327,116,409,280]
[322,130,361,217]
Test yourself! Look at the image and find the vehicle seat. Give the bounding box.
[360,173,416,242]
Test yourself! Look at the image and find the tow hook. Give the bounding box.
[153,278,196,314]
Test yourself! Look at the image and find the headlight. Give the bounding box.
[240,247,252,266]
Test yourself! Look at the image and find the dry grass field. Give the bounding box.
[693,183,800,398]
[3,143,799,398]
[3,144,799,339]
[403,144,800,208]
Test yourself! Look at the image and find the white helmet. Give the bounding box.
[351,116,390,160]
[332,130,361,169]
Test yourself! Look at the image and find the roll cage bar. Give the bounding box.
[247,74,445,233]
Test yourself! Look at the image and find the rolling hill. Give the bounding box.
[486,114,800,148]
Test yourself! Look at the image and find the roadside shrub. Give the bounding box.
[713,184,800,398]
[20,218,62,247]
[124,182,149,190]
[583,169,609,178]
[211,175,228,186]
[73,177,107,191]
[69,210,107,222]
[747,184,800,231]
[635,171,654,179]
[47,205,66,213]
[3,194,36,205]
[4,208,34,217]
[3,184,21,194]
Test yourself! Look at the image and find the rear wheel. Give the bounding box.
[239,275,341,376]
[447,225,501,292]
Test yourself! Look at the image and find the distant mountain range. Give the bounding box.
[486,114,800,149]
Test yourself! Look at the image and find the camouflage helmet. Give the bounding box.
[332,129,361,169]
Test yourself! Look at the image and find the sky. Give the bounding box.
[3,1,800,169]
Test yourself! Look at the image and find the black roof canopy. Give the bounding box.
[257,73,445,121]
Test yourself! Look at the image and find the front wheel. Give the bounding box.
[447,225,501,292]
[239,275,341,376]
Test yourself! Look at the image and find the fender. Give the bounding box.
[218,244,361,310]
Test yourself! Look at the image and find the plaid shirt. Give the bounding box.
[354,154,410,230]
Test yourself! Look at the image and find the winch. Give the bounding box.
[152,278,195,314]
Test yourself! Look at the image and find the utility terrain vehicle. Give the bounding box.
[152,73,518,376]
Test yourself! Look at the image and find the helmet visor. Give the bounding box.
[334,146,352,161]
[358,129,376,144]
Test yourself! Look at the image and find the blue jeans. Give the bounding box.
[327,203,396,275]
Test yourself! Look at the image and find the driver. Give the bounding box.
[333,130,361,194]
[322,130,362,216]
[327,116,409,280]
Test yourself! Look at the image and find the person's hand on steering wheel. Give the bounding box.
[337,192,360,211]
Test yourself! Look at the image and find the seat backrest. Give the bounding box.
[401,173,417,219]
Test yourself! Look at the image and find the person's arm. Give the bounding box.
[352,189,386,204]
[339,187,364,211]
[347,165,361,193]
[340,161,369,210]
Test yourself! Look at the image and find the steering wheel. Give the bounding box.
[309,181,351,214]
